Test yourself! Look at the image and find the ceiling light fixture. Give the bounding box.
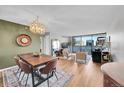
[29,16,45,34]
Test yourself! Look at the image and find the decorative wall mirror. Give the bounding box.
[16,34,32,47]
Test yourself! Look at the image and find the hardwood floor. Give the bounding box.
[57,59,103,87]
[0,58,104,87]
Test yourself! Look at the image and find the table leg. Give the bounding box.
[31,68,54,87]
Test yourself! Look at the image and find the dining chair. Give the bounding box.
[39,59,58,87]
[14,56,23,80]
[19,60,32,86]
[14,56,20,73]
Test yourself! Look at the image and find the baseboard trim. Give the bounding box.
[0,65,17,72]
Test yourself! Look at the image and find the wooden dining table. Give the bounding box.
[18,53,57,87]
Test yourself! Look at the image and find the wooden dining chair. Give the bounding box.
[19,60,32,86]
[14,56,23,80]
[39,59,58,87]
[14,56,20,73]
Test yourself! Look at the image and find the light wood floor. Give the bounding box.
[0,59,104,87]
[57,59,103,87]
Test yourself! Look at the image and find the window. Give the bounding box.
[72,36,81,46]
[71,33,107,54]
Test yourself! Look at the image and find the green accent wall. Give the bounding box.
[0,19,40,69]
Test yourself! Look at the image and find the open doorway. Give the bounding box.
[51,39,60,56]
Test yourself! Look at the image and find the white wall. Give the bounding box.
[111,33,124,62]
[108,17,124,62]
[50,32,68,44]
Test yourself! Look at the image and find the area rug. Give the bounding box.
[1,66,73,87]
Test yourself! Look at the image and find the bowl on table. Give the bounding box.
[33,52,40,57]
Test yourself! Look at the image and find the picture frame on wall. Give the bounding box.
[16,34,32,47]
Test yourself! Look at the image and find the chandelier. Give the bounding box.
[29,16,45,34]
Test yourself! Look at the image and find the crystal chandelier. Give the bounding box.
[29,16,45,34]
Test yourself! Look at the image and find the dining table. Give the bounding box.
[18,53,57,87]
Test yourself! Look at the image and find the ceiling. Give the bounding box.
[0,5,124,36]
